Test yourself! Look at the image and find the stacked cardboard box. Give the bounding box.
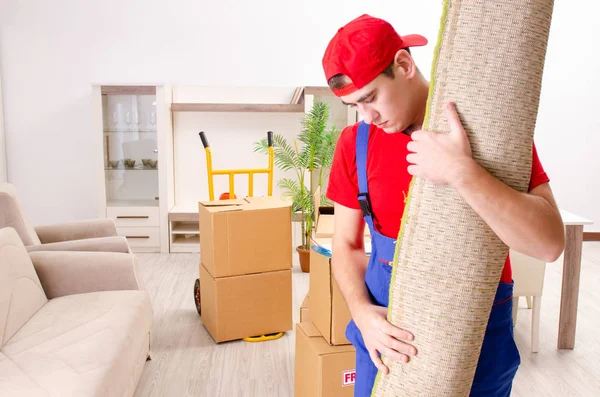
[308,239,354,345]
[300,294,311,323]
[313,189,370,239]
[295,235,373,397]
[294,321,356,397]
[198,197,293,343]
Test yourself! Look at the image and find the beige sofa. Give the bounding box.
[0,227,153,397]
[0,183,130,253]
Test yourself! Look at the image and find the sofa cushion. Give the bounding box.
[0,227,47,347]
[0,351,48,395]
[0,290,152,397]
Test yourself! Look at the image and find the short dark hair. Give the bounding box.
[328,47,411,91]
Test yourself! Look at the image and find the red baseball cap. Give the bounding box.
[322,14,428,97]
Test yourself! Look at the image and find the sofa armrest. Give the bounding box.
[34,218,118,244]
[29,251,146,299]
[26,236,131,254]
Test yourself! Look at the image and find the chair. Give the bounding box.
[510,249,547,353]
[0,226,152,396]
[0,182,130,253]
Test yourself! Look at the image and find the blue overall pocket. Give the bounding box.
[364,257,393,308]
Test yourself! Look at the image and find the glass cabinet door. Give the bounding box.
[102,92,159,207]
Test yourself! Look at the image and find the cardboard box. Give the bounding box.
[309,238,353,346]
[198,197,292,278]
[314,205,335,238]
[300,294,311,323]
[200,264,292,343]
[294,322,356,397]
[313,189,370,238]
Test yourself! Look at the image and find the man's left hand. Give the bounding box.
[406,102,474,185]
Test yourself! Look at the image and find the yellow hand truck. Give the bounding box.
[194,131,283,343]
[199,131,274,200]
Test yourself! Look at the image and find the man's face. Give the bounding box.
[340,67,415,134]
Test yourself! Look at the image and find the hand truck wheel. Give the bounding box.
[194,278,201,316]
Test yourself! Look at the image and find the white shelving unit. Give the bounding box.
[168,204,200,253]
[92,85,174,253]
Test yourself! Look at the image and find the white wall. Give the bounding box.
[172,85,305,207]
[1,0,598,230]
[533,0,600,230]
[0,65,6,182]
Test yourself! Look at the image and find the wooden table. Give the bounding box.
[557,209,594,349]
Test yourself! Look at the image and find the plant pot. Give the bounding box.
[297,245,310,273]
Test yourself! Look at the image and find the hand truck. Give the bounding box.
[194,131,283,343]
[199,131,274,200]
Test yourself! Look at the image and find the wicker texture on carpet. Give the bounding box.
[372,1,555,396]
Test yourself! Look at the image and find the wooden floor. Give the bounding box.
[133,243,600,397]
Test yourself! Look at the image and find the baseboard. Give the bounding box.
[583,232,600,242]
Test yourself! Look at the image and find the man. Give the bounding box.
[322,14,565,397]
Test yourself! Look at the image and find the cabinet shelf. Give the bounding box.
[104,130,157,133]
[303,86,334,96]
[171,222,200,235]
[171,103,305,113]
[172,234,200,245]
[101,85,156,95]
[105,166,158,171]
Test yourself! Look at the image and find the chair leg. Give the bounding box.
[146,332,152,361]
[531,296,541,353]
[526,296,532,309]
[512,296,519,326]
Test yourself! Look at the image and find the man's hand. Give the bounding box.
[406,102,473,185]
[406,101,564,262]
[353,303,417,374]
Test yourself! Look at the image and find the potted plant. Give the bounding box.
[254,99,340,272]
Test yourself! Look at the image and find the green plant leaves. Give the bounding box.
[254,134,299,172]
[253,98,342,248]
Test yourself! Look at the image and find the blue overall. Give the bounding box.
[346,121,521,397]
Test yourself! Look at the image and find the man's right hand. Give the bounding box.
[329,203,417,373]
[353,303,417,374]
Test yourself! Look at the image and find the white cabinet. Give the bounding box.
[168,208,200,253]
[106,206,160,252]
[93,85,174,253]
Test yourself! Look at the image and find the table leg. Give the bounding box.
[558,224,583,349]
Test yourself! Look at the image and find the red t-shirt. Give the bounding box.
[326,123,550,283]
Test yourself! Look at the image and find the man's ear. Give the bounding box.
[394,49,416,79]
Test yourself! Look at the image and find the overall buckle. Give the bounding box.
[357,192,372,218]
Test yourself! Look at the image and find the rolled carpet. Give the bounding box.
[372,0,554,396]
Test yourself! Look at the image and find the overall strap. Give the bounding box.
[356,121,374,227]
